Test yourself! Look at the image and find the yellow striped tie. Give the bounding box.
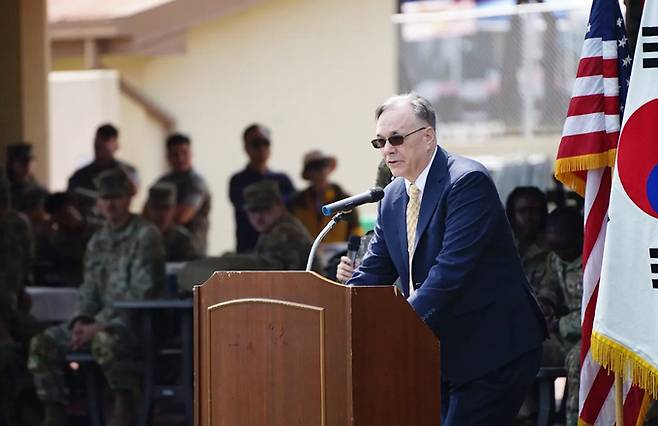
[406,183,420,295]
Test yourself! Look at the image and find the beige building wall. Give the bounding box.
[53,0,396,253]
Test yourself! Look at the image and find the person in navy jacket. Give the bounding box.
[345,94,545,425]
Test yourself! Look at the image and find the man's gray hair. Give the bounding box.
[375,93,437,130]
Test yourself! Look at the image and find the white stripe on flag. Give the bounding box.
[602,40,619,60]
[582,37,603,58]
[604,78,620,96]
[563,113,605,136]
[596,389,617,426]
[582,223,607,318]
[580,353,601,412]
[584,169,603,218]
[572,76,604,97]
[605,114,620,133]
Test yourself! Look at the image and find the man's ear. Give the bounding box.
[425,127,436,147]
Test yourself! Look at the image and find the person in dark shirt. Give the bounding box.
[151,133,211,255]
[229,123,295,252]
[67,123,138,223]
[42,192,97,287]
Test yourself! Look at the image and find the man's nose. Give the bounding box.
[381,141,395,156]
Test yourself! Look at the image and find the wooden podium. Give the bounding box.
[194,271,440,426]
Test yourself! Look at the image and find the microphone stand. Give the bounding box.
[305,210,349,272]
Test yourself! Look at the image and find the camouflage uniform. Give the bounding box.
[213,212,313,271]
[252,212,313,270]
[28,214,165,403]
[225,181,313,270]
[146,182,201,262]
[67,160,138,224]
[541,252,583,426]
[162,225,199,262]
[156,170,211,255]
[516,239,550,293]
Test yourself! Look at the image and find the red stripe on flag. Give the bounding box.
[623,386,646,426]
[581,284,599,359]
[558,132,618,158]
[567,94,605,116]
[604,96,620,115]
[602,58,619,78]
[583,169,612,266]
[581,367,615,424]
[577,57,603,77]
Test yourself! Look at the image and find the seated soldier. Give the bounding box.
[177,181,313,290]
[28,169,165,426]
[144,182,200,262]
[505,186,550,293]
[222,180,313,270]
[42,192,98,287]
[540,206,584,426]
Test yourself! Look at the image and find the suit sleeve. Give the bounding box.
[347,201,398,286]
[407,171,502,332]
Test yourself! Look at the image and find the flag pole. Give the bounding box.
[615,373,624,426]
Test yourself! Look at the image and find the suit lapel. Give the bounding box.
[415,149,448,248]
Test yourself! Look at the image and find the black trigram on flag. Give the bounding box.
[650,248,658,287]
[643,26,658,68]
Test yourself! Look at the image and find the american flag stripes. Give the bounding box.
[554,0,647,424]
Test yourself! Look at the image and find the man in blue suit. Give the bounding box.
[345,94,545,425]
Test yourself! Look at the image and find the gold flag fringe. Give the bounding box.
[591,331,658,401]
[554,150,617,196]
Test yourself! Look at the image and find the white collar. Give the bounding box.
[405,145,438,198]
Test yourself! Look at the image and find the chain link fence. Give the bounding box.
[396,2,591,141]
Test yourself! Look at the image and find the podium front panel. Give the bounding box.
[206,299,325,426]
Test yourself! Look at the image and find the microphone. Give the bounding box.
[321,187,385,216]
[346,235,361,266]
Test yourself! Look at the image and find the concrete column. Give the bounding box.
[0,0,50,184]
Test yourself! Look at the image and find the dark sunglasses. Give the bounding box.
[370,127,428,149]
[248,138,271,149]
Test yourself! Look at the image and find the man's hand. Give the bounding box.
[70,321,104,350]
[538,298,557,333]
[336,256,355,283]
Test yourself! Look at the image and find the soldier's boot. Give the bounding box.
[41,401,67,426]
[108,390,136,426]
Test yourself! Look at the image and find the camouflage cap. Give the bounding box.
[7,143,34,162]
[243,180,282,211]
[95,169,133,198]
[148,182,177,208]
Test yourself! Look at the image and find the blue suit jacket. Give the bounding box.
[349,149,545,383]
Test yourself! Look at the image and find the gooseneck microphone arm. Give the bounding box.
[305,187,385,272]
[305,211,349,272]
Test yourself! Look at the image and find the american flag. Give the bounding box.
[554,0,649,424]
